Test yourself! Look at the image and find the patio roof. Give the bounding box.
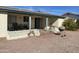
[0,6,64,18]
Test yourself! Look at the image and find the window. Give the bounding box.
[23,16,29,22]
[23,16,29,29]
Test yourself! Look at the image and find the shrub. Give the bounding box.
[76,20,79,28]
[63,19,78,31]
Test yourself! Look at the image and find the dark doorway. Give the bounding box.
[35,18,41,29]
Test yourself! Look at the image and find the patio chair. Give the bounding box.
[59,26,65,32]
[28,31,35,36]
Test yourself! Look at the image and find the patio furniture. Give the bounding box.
[28,29,40,36]
[28,31,35,36]
[59,26,65,31]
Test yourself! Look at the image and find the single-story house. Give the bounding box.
[0,6,65,40]
[63,12,79,22]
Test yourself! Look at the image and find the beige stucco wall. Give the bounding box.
[0,12,8,37]
[52,18,65,27]
[47,16,65,28]
[16,15,23,24]
[48,17,58,26]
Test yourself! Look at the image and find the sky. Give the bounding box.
[14,6,79,15]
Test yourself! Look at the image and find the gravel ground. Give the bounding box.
[0,30,79,53]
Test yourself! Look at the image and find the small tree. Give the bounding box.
[63,19,78,31]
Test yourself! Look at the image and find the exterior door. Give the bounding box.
[35,18,41,29]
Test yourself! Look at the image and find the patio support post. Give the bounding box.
[29,16,32,31]
[45,17,50,31]
[46,17,49,27]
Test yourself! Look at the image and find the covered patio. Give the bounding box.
[8,13,49,31]
[7,12,51,40]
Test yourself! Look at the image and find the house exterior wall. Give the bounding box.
[48,16,64,28]
[0,12,8,37]
[48,17,58,26]
[16,15,23,24]
[52,18,65,27]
